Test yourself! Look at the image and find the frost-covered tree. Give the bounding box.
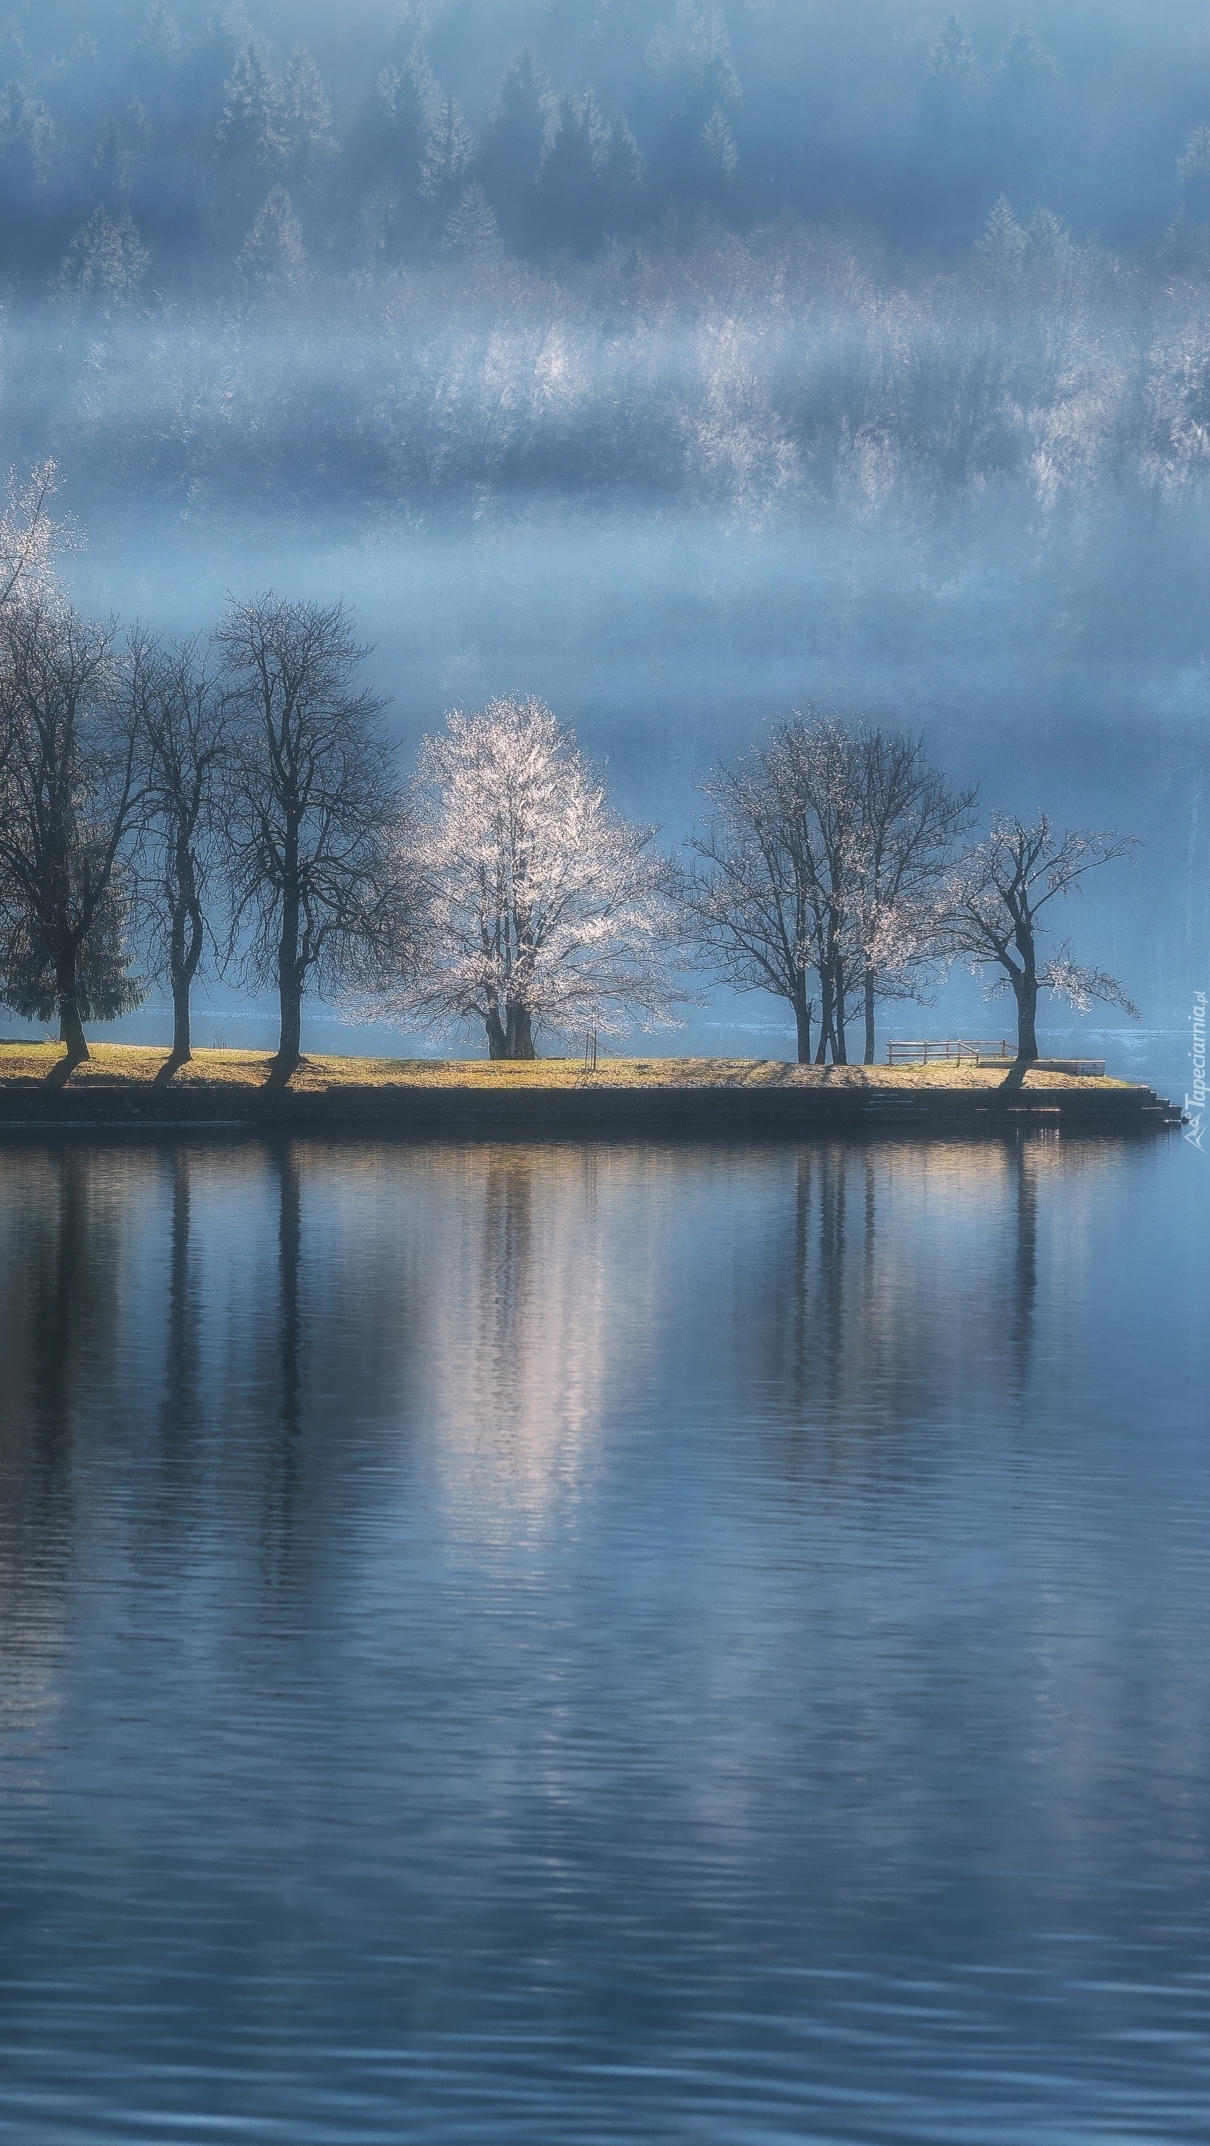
[139,3,183,59]
[367,50,436,180]
[997,19,1057,92]
[443,181,500,257]
[976,192,1029,277]
[0,461,77,616]
[93,98,152,206]
[479,51,555,249]
[639,8,742,207]
[532,90,640,253]
[945,814,1138,1060]
[700,103,738,180]
[1167,123,1210,266]
[928,15,979,81]
[0,80,52,191]
[57,207,150,304]
[399,696,680,1059]
[420,93,476,208]
[237,185,307,292]
[217,36,284,170]
[347,50,436,262]
[279,44,336,189]
[534,90,607,252]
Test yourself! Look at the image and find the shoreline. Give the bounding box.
[0,1046,1183,1140]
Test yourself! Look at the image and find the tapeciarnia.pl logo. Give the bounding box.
[1187,990,1206,1151]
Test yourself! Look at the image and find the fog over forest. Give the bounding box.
[5,0,1210,1069]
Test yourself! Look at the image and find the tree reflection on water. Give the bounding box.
[0,1128,1131,1589]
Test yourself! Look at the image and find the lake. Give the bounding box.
[0,1130,1207,2143]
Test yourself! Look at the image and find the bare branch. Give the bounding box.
[681,711,972,1063]
[0,598,146,1065]
[217,593,414,1079]
[944,813,1138,1058]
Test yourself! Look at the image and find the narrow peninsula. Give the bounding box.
[0,1044,1183,1137]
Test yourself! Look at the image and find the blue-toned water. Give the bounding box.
[0,1130,1207,2143]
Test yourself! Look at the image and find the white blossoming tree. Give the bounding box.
[0,460,77,615]
[397,696,682,1059]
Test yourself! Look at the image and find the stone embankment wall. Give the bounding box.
[0,1081,1184,1139]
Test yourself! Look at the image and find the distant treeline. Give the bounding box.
[9,205,1210,522]
[2,2,1210,291]
[3,8,1210,522]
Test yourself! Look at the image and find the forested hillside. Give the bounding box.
[3,3,1210,522]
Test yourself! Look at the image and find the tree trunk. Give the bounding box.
[832,957,848,1064]
[269,890,303,1085]
[486,1004,536,1058]
[155,898,202,1084]
[863,970,876,1065]
[1013,972,1040,1061]
[56,962,89,1069]
[815,962,834,1064]
[271,975,302,1084]
[505,1002,536,1059]
[170,880,202,1064]
[172,974,192,1061]
[154,976,194,1085]
[792,987,812,1066]
[1009,914,1041,1062]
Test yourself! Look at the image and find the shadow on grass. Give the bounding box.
[994,1059,1030,1108]
[263,1054,302,1091]
[43,1052,83,1090]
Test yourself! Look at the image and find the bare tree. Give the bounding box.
[217,594,406,1084]
[685,714,967,1065]
[686,715,866,1062]
[0,600,146,1073]
[133,636,228,1079]
[784,717,857,1063]
[851,730,977,1062]
[395,696,682,1059]
[945,813,1139,1060]
[683,728,833,1065]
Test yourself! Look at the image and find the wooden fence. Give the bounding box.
[887,1041,1107,1075]
[886,1039,1011,1065]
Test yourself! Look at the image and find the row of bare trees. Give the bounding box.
[0,590,410,1086]
[0,568,1138,1079]
[685,715,1138,1065]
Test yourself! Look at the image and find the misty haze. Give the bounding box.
[0,0,1204,1063]
[1,10,1209,2146]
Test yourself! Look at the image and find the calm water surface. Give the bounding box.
[0,1131,1207,2144]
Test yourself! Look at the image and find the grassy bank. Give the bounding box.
[0,1042,1130,1093]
